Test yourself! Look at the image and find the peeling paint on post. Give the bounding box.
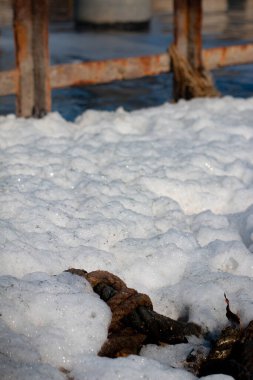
[13,0,51,117]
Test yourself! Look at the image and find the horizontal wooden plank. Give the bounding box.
[1,44,253,96]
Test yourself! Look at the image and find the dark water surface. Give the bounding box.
[0,2,253,120]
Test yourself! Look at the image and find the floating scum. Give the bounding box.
[1,96,253,379]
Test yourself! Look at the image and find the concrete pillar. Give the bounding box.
[74,0,152,28]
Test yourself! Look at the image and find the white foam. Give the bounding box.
[1,97,253,379]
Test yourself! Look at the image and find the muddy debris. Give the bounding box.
[66,269,253,379]
[66,268,201,357]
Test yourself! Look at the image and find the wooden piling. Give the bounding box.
[172,0,218,101]
[13,0,51,117]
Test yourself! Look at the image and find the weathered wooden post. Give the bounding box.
[171,0,218,101]
[13,0,51,117]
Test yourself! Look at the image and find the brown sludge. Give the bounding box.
[66,269,253,379]
[198,295,253,379]
[199,321,253,379]
[66,268,201,357]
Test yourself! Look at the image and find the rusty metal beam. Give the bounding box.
[203,44,253,70]
[31,1,51,116]
[50,53,170,88]
[173,0,188,58]
[173,0,203,68]
[1,44,253,97]
[13,0,51,117]
[173,0,203,100]
[0,53,169,96]
[0,70,18,96]
[188,0,202,69]
[13,0,34,115]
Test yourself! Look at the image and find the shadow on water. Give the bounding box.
[52,74,173,120]
[0,0,253,120]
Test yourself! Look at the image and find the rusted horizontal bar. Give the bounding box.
[203,44,253,70]
[1,44,253,96]
[50,53,170,88]
[0,70,18,96]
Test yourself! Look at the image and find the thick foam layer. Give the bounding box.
[1,97,253,379]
